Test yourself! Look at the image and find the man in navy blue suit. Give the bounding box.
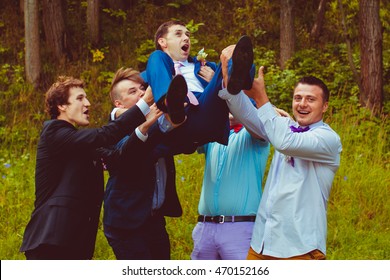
[100,68,183,260]
[142,20,254,154]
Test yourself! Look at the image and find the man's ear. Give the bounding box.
[58,104,67,112]
[322,101,329,113]
[158,37,167,49]
[114,100,124,108]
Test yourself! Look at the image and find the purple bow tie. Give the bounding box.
[287,125,309,167]
[290,125,310,133]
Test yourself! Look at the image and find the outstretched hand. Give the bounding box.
[138,103,163,135]
[274,107,294,120]
[142,86,154,106]
[220,45,235,88]
[243,65,269,107]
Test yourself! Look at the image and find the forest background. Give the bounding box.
[0,0,389,260]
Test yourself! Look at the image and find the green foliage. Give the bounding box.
[0,0,389,260]
[135,40,155,64]
[185,20,205,46]
[102,8,127,21]
[325,106,390,259]
[167,0,193,9]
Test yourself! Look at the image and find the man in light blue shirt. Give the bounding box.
[191,113,270,260]
[218,44,342,259]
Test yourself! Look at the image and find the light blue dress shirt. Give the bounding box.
[219,89,342,258]
[198,128,270,216]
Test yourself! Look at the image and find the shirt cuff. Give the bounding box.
[218,88,231,100]
[158,116,173,133]
[136,99,150,117]
[110,107,119,121]
[135,127,148,142]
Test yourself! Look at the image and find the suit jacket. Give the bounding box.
[141,50,218,104]
[20,106,145,259]
[100,123,182,231]
[142,50,230,154]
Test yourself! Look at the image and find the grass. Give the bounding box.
[0,103,388,260]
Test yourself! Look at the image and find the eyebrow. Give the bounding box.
[174,28,190,36]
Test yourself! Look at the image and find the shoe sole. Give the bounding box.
[166,75,188,124]
[227,35,253,95]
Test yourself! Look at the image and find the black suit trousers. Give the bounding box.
[105,214,170,260]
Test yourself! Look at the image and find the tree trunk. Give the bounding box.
[310,0,328,41]
[87,0,100,46]
[24,0,41,86]
[359,0,383,115]
[42,0,66,61]
[20,0,24,13]
[280,0,295,69]
[338,0,362,94]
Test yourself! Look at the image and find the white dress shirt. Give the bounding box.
[219,89,342,257]
[175,60,204,93]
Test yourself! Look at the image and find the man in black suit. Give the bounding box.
[100,68,182,259]
[20,75,159,259]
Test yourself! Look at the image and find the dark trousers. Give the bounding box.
[145,50,230,153]
[105,214,170,260]
[25,244,90,260]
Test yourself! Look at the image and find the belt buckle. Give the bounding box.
[218,215,225,224]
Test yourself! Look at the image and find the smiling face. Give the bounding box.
[292,83,328,127]
[58,87,91,126]
[113,79,145,109]
[158,24,191,62]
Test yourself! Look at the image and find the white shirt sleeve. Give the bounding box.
[110,107,119,121]
[218,88,267,139]
[257,102,341,164]
[111,99,150,120]
[111,101,150,142]
[135,127,148,142]
[136,99,150,117]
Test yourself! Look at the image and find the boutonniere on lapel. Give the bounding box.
[196,48,208,66]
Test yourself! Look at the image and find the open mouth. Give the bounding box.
[297,110,309,115]
[181,44,189,52]
[84,110,89,116]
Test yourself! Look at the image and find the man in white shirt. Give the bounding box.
[218,44,342,260]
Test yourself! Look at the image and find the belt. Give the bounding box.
[198,215,256,223]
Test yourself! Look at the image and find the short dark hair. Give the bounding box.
[154,20,187,50]
[109,67,145,104]
[45,76,84,119]
[295,76,330,102]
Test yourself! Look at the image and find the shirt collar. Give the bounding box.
[292,120,323,131]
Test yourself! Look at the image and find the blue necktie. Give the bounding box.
[288,125,310,167]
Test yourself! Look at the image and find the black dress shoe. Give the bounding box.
[156,96,168,112]
[227,35,254,95]
[166,75,188,124]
